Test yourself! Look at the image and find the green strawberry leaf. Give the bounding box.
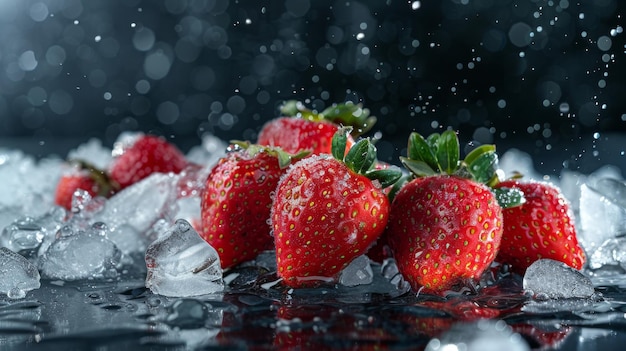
[465,149,499,184]
[321,102,377,136]
[230,140,309,169]
[345,138,376,174]
[331,127,352,161]
[494,187,526,209]
[407,132,439,172]
[280,100,376,137]
[279,100,320,121]
[366,166,403,189]
[436,130,460,174]
[400,157,437,178]
[386,174,412,202]
[426,133,440,150]
[464,144,496,166]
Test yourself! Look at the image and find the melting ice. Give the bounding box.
[0,247,41,299]
[523,259,595,299]
[145,219,224,297]
[579,177,626,270]
[38,222,122,281]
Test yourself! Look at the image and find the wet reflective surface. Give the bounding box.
[3,256,626,350]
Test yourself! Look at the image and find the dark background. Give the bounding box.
[0,0,624,173]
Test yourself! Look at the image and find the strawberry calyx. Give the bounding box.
[399,130,524,209]
[331,128,402,189]
[67,159,120,198]
[228,140,310,169]
[280,100,377,137]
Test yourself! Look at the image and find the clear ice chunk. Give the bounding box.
[0,247,41,299]
[579,177,626,269]
[425,319,529,351]
[339,255,374,287]
[145,219,223,297]
[39,222,122,281]
[93,173,180,254]
[589,237,626,270]
[1,207,66,257]
[523,259,595,299]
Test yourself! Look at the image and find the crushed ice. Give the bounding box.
[0,247,41,299]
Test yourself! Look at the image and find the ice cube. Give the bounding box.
[339,255,374,287]
[523,259,595,299]
[93,173,180,254]
[559,166,623,213]
[145,219,223,297]
[39,222,123,281]
[425,319,529,351]
[0,247,41,299]
[1,207,66,257]
[588,237,626,270]
[579,177,626,269]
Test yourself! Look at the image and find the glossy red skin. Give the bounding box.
[271,155,390,288]
[494,180,586,274]
[201,150,287,269]
[386,175,503,295]
[257,117,355,155]
[54,173,100,210]
[109,135,188,189]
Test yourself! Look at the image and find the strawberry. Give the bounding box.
[54,160,118,210]
[109,134,189,189]
[385,130,520,296]
[493,179,586,274]
[200,142,308,270]
[257,100,376,155]
[271,128,401,288]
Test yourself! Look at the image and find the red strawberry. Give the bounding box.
[257,100,376,155]
[54,160,117,210]
[201,142,308,269]
[493,179,586,274]
[109,134,189,189]
[385,130,508,296]
[271,129,401,287]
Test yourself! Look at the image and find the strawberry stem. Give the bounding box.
[68,159,120,197]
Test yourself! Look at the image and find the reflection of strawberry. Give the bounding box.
[271,129,401,287]
[200,143,307,269]
[494,180,586,274]
[257,100,375,155]
[385,131,516,296]
[109,134,189,189]
[54,160,117,210]
[512,323,572,350]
